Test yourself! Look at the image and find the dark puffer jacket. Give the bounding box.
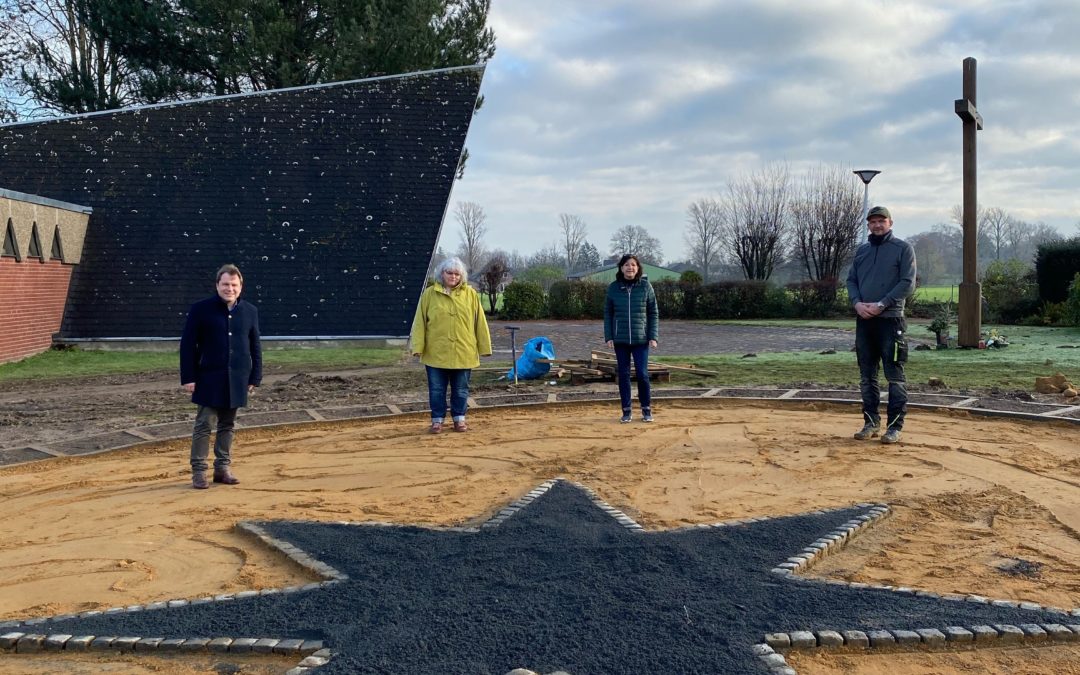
[604,278,659,345]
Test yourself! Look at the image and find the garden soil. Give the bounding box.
[1,398,1079,674]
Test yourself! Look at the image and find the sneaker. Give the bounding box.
[881,428,902,444]
[620,411,632,423]
[641,408,653,423]
[429,422,443,434]
[853,423,880,440]
[453,420,468,432]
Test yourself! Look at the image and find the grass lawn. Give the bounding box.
[913,285,960,302]
[660,324,1080,390]
[0,345,403,383]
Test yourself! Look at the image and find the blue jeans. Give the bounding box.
[856,317,908,430]
[426,366,471,422]
[614,343,651,412]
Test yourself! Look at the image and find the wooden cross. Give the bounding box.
[954,57,983,348]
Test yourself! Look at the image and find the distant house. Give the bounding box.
[0,66,484,342]
[568,262,683,284]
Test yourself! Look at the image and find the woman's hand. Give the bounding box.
[605,340,613,349]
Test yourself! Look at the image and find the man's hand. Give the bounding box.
[854,302,884,319]
[182,382,195,393]
[248,384,256,393]
[649,340,657,348]
[605,340,613,349]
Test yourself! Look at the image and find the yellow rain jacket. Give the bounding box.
[410,282,492,369]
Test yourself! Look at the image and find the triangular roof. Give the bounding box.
[0,66,484,338]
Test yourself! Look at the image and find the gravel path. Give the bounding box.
[486,320,875,359]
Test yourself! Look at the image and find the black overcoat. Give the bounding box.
[179,296,262,409]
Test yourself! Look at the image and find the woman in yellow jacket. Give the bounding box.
[410,257,492,434]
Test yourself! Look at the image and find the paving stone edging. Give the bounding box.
[750,502,1080,675]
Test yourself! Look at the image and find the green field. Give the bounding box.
[913,285,959,302]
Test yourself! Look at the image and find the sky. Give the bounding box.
[444,0,1080,264]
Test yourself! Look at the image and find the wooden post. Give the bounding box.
[955,57,983,347]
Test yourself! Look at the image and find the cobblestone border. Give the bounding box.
[0,524,349,671]
[748,503,1080,674]
[0,631,332,674]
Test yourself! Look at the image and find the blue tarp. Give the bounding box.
[507,336,555,380]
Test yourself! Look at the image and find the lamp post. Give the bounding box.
[853,169,881,220]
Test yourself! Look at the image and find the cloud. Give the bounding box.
[452,0,1080,262]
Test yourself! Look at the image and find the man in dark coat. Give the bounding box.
[180,264,262,489]
[845,206,917,445]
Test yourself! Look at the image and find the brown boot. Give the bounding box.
[192,472,209,489]
[213,468,240,485]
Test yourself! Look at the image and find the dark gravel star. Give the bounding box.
[9,480,1071,673]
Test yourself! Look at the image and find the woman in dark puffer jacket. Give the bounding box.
[604,254,659,423]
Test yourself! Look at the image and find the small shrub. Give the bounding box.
[652,279,684,319]
[785,279,841,318]
[547,281,581,319]
[982,260,1039,324]
[578,280,607,319]
[547,280,606,319]
[500,281,546,320]
[1067,273,1080,327]
[679,273,703,318]
[907,299,950,320]
[698,280,779,319]
[1035,237,1080,303]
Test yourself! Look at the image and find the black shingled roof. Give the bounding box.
[0,66,484,338]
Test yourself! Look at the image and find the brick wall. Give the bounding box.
[0,257,73,363]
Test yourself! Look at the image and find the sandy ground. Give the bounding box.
[1,399,1079,674]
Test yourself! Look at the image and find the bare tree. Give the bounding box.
[950,203,996,267]
[454,201,487,274]
[721,164,790,280]
[1006,220,1062,263]
[684,197,723,282]
[789,165,863,282]
[981,206,1016,261]
[477,252,510,313]
[527,243,566,269]
[609,225,663,265]
[558,213,588,273]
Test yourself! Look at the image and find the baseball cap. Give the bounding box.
[866,206,891,220]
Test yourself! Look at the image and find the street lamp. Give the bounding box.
[853,169,881,221]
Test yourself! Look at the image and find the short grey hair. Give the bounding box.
[434,257,468,285]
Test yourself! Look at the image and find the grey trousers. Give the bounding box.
[190,405,238,473]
